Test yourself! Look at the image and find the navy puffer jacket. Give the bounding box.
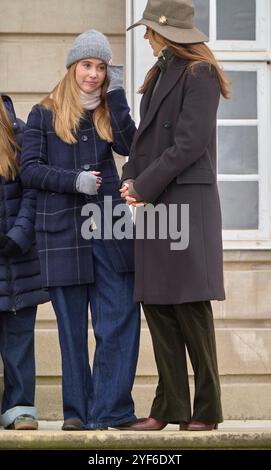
[0,95,49,312]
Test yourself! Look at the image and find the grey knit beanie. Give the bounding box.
[66,29,112,68]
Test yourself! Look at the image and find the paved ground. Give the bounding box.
[0,421,271,450]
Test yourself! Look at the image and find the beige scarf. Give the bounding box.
[80,89,102,110]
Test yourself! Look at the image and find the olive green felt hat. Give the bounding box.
[127,0,208,44]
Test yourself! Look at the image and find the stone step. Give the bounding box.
[0,421,271,450]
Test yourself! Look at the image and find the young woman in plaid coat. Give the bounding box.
[20,30,140,431]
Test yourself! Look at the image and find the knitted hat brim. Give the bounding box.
[127,18,208,44]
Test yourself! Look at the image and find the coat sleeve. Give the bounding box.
[6,185,37,255]
[107,88,137,156]
[20,105,80,194]
[7,119,36,254]
[120,153,138,184]
[133,65,221,203]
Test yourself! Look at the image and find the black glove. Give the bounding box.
[0,232,8,249]
[0,234,22,257]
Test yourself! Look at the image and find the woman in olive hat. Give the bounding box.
[120,0,230,431]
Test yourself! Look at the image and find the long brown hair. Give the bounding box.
[140,29,230,99]
[0,96,19,180]
[41,64,113,144]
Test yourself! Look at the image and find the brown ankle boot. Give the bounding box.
[179,421,189,430]
[187,421,218,431]
[114,417,168,431]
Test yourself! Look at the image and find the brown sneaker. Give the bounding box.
[6,414,38,430]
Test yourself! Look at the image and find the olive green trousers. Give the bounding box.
[143,301,223,424]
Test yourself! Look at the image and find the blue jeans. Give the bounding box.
[49,239,140,429]
[0,307,37,427]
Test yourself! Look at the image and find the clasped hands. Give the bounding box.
[119,183,146,207]
[78,171,145,207]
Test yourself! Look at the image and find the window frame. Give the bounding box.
[217,62,270,242]
[209,0,268,51]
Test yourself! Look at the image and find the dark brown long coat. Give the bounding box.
[121,56,225,304]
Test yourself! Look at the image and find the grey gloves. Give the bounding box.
[76,171,101,196]
[107,65,124,93]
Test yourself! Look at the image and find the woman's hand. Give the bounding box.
[91,171,102,189]
[107,65,124,93]
[76,171,102,195]
[120,183,145,207]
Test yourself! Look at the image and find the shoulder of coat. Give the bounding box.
[172,55,189,69]
[185,62,218,82]
[16,117,26,132]
[31,103,53,123]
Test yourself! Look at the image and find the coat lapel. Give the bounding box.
[139,68,160,120]
[136,56,188,141]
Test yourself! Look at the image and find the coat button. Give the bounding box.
[82,164,91,170]
[163,121,172,129]
[81,135,88,142]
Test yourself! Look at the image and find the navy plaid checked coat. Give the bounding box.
[0,95,49,311]
[20,89,137,287]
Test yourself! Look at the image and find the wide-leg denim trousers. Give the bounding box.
[49,239,140,429]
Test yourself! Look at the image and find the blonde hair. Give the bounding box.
[0,96,19,180]
[41,63,113,144]
[140,29,230,99]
